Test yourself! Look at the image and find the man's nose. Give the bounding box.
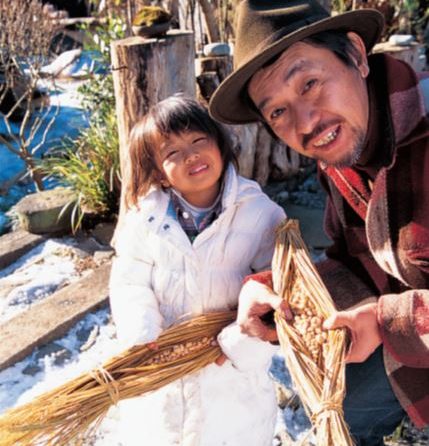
[294,102,319,136]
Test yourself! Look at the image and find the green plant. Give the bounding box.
[43,106,120,231]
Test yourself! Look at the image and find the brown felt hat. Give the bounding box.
[209,0,384,124]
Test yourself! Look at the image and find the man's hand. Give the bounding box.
[323,302,381,363]
[237,279,292,343]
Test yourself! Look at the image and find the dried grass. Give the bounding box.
[0,310,236,445]
[272,220,353,446]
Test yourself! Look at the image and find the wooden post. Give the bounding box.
[110,29,195,238]
[111,30,195,176]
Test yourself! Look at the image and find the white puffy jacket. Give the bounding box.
[109,165,286,446]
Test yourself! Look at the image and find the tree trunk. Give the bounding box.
[198,0,221,42]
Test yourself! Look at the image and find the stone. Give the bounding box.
[388,34,415,46]
[203,43,231,57]
[90,221,115,246]
[13,188,77,235]
[22,363,42,376]
[0,230,45,270]
[0,261,111,370]
[35,341,65,360]
[93,249,114,265]
[277,191,290,203]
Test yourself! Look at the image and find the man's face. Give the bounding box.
[248,34,369,167]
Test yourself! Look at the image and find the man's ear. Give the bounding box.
[347,32,369,78]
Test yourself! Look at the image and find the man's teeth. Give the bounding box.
[314,129,338,147]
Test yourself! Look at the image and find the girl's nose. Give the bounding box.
[184,148,200,163]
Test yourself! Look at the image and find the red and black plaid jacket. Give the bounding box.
[318,53,429,428]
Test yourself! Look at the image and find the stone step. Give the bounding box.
[0,230,46,270]
[0,261,111,371]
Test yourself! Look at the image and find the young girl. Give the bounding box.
[109,95,286,446]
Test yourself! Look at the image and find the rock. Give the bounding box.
[35,341,65,360]
[91,221,115,246]
[93,249,114,265]
[388,34,415,46]
[40,48,82,78]
[22,363,42,376]
[76,326,93,343]
[74,237,104,255]
[13,188,77,235]
[276,191,290,203]
[203,43,231,57]
[0,230,45,270]
[72,247,92,259]
[132,6,171,27]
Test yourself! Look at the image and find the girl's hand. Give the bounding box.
[237,280,292,342]
[323,302,382,363]
[215,353,227,366]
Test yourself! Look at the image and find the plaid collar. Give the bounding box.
[169,187,223,243]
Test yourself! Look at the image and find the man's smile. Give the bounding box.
[313,126,339,147]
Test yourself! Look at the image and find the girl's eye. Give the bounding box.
[165,150,178,159]
[303,79,317,93]
[193,136,207,144]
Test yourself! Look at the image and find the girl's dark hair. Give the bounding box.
[125,94,237,209]
[245,30,362,138]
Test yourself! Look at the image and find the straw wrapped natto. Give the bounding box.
[272,219,353,446]
[0,310,236,446]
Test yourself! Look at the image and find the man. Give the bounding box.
[209,1,429,445]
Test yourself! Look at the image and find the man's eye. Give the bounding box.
[303,79,317,93]
[270,107,286,120]
[194,137,207,144]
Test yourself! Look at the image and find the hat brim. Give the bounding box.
[209,9,384,124]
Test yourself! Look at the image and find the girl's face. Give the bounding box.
[156,130,224,207]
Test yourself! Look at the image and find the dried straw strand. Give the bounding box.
[0,310,236,446]
[272,220,353,446]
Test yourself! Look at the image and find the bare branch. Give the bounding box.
[0,133,20,155]
[0,0,60,190]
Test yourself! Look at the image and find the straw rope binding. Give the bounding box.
[272,219,353,446]
[0,310,236,446]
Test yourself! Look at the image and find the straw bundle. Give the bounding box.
[0,310,236,446]
[272,220,353,446]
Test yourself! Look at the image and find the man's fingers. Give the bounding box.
[323,312,350,330]
[279,300,293,320]
[345,342,376,364]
